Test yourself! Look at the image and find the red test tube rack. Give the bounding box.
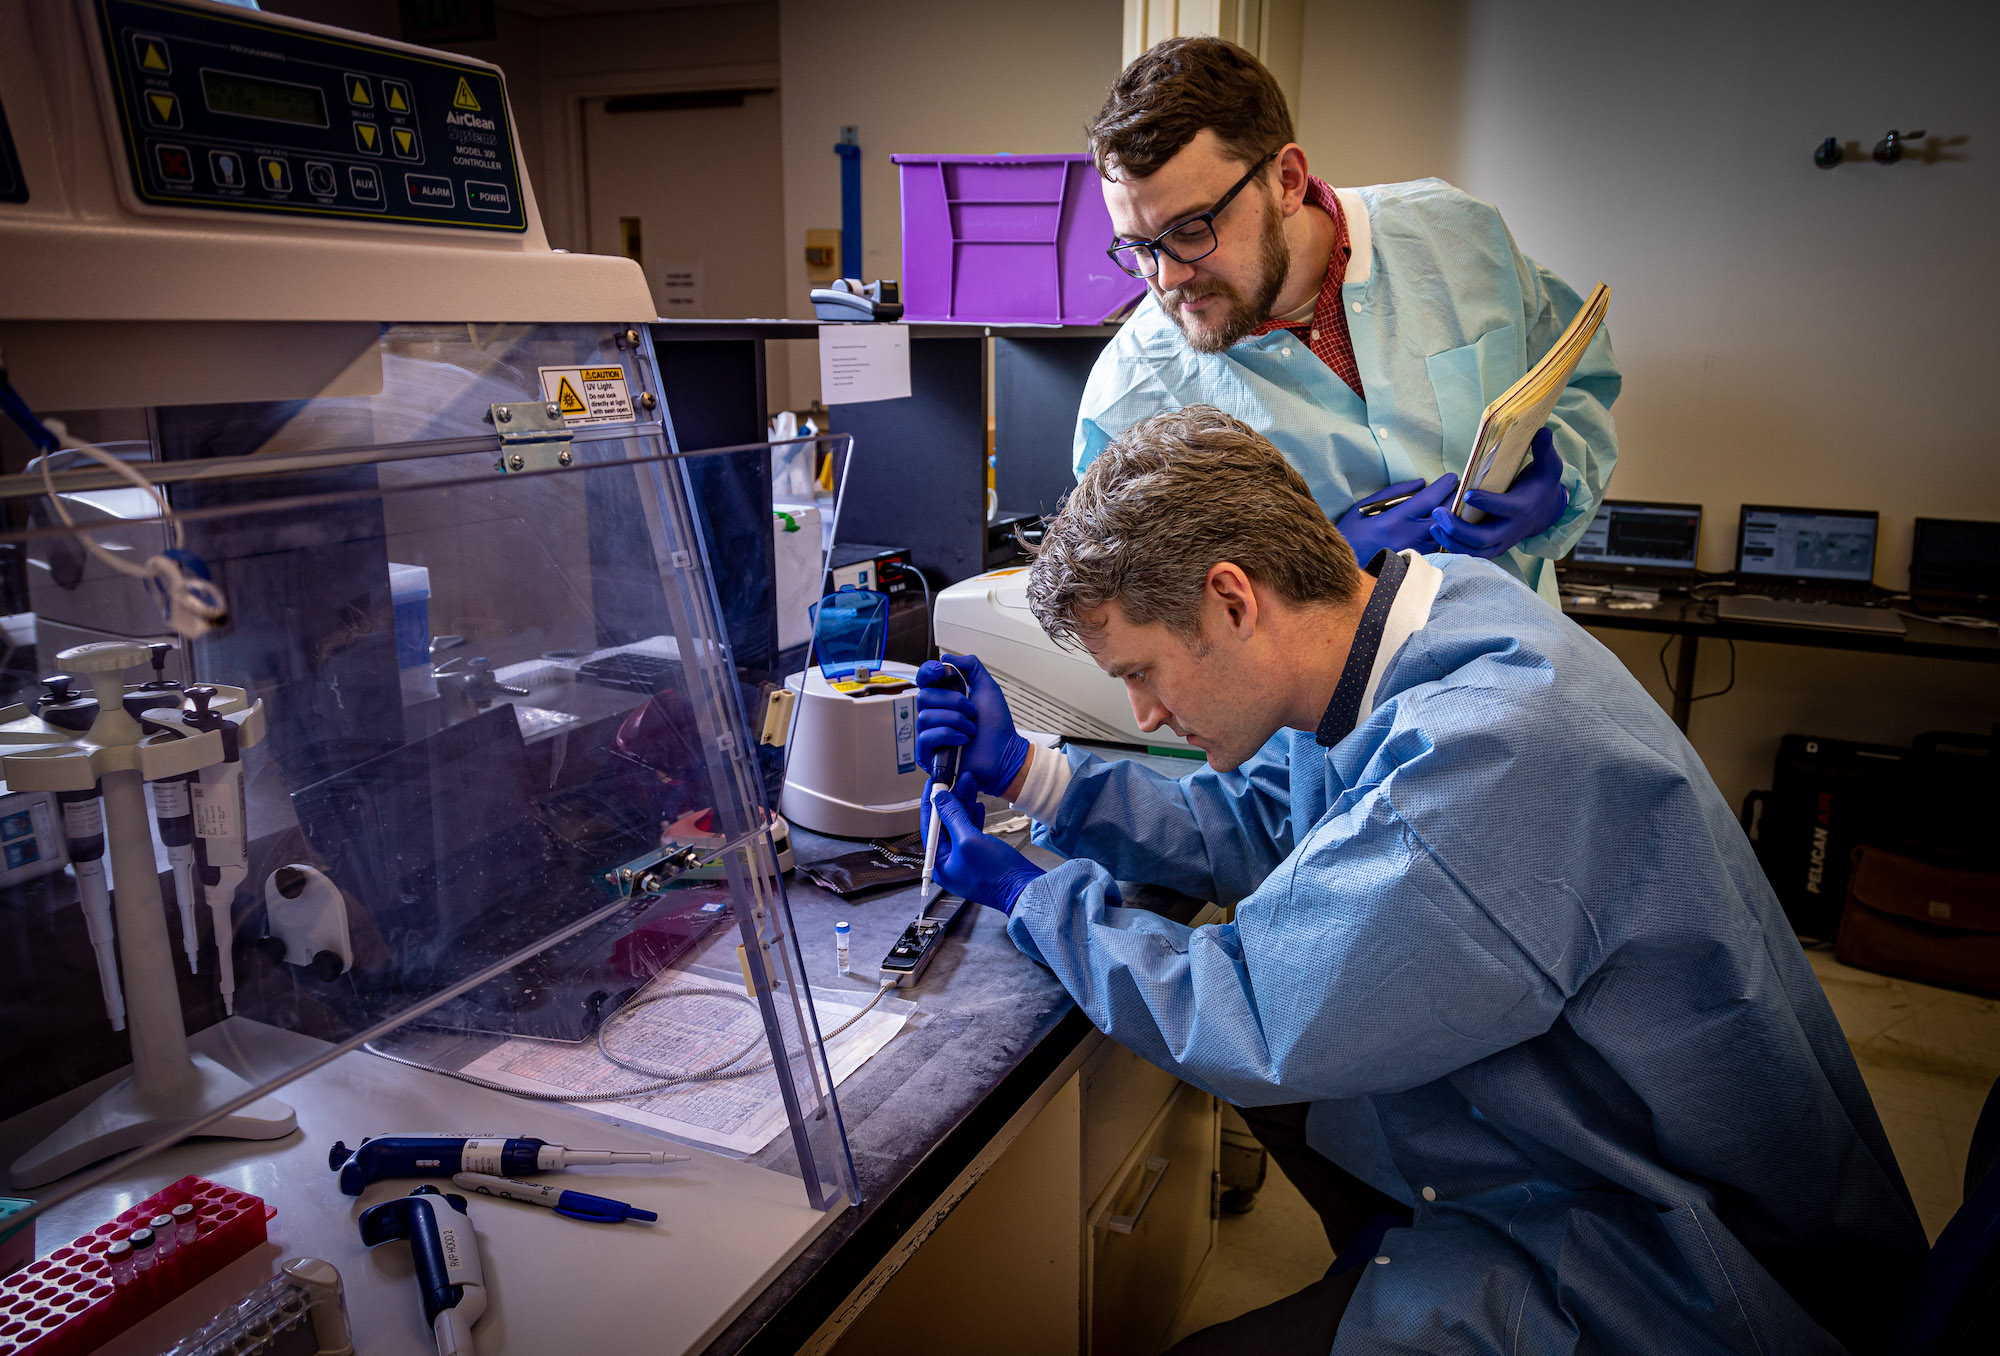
[0,1176,274,1356]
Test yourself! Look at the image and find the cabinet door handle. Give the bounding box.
[1107,1155,1171,1235]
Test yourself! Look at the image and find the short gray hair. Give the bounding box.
[1027,406,1361,649]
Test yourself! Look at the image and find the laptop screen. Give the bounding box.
[1737,506,1878,584]
[1569,500,1702,572]
[1911,518,2000,597]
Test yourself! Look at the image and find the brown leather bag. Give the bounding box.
[1835,846,2000,996]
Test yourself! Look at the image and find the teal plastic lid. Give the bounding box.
[0,1197,32,1245]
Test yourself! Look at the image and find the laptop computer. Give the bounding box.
[1910,517,2000,619]
[1717,504,1904,634]
[1559,499,1703,591]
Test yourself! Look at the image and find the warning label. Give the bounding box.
[537,365,636,426]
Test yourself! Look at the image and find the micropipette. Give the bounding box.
[330,1133,690,1195]
[184,686,248,1013]
[150,771,199,973]
[916,662,968,907]
[56,784,124,1030]
[359,1185,487,1356]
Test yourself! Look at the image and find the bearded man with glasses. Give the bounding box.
[1080,37,1621,607]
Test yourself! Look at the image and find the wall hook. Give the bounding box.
[1813,136,1843,169]
[1872,129,1927,164]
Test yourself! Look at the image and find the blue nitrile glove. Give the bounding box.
[929,789,1044,914]
[1429,427,1569,559]
[915,654,1031,797]
[919,771,986,841]
[1335,474,1462,561]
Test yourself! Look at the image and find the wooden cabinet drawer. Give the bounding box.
[1087,1083,1218,1356]
[1080,1035,1179,1207]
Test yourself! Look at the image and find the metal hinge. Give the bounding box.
[488,400,575,473]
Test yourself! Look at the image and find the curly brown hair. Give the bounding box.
[1088,36,1295,181]
[1027,406,1361,650]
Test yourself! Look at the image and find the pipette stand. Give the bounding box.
[1,642,293,1189]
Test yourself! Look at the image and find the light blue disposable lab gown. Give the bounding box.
[1073,179,1621,604]
[1008,557,1925,1355]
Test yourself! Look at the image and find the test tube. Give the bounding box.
[129,1226,156,1272]
[106,1239,135,1288]
[149,1213,178,1260]
[835,920,851,976]
[171,1202,197,1246]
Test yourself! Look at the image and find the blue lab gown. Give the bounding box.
[1007,556,1926,1354]
[1073,178,1621,605]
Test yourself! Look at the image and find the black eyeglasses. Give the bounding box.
[1105,151,1278,279]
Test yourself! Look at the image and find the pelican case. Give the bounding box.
[1742,736,1919,941]
[1836,847,2000,996]
[1743,729,1997,942]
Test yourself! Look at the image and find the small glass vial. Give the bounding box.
[149,1213,178,1260]
[106,1239,136,1288]
[171,1202,197,1247]
[128,1226,156,1273]
[835,920,851,976]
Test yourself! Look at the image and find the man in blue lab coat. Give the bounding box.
[1077,37,1620,608]
[917,407,1925,1354]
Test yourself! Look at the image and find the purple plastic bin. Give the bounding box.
[893,153,1144,326]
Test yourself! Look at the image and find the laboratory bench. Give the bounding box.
[708,819,1218,1356]
[0,781,1220,1356]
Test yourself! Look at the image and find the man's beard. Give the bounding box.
[1153,194,1290,355]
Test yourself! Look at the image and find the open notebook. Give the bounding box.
[1449,282,1610,522]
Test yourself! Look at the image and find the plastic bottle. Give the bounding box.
[129,1226,156,1273]
[149,1213,178,1260]
[171,1202,197,1246]
[106,1239,135,1288]
[835,920,851,976]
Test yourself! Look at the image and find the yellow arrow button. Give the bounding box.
[386,86,408,112]
[148,93,175,122]
[140,41,167,72]
[393,129,413,154]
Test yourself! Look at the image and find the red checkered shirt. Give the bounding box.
[1248,176,1362,399]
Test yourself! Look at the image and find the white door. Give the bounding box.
[581,90,787,321]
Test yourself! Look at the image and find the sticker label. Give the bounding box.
[434,1209,484,1287]
[458,1137,506,1174]
[538,365,636,426]
[151,779,191,818]
[62,798,104,840]
[894,695,917,774]
[190,780,243,839]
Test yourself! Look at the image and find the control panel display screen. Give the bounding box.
[95,0,526,233]
[200,69,329,128]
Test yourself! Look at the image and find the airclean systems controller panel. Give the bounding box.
[93,0,527,232]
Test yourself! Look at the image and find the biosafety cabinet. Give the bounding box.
[0,4,857,1352]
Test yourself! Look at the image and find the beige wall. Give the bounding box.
[775,0,1125,406]
[1295,0,1998,808]
[1293,0,1465,187]
[260,1,777,249]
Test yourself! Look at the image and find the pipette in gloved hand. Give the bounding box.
[917,661,968,906]
[330,1133,689,1195]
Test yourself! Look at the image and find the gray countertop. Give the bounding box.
[709,744,1208,1354]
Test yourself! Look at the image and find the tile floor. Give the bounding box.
[1160,949,2000,1347]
